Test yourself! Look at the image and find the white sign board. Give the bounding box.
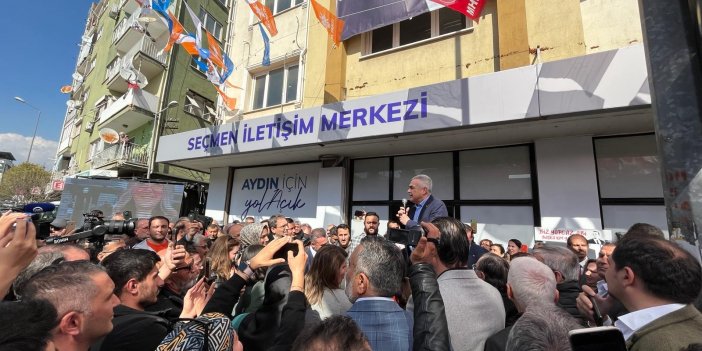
[230,163,321,219]
[534,227,613,243]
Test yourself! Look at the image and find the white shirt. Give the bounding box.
[355,297,395,303]
[615,303,686,341]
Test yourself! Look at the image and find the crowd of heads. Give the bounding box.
[1,200,701,351]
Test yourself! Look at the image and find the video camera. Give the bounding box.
[10,203,56,239]
[45,211,138,247]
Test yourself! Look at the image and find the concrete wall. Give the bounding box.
[580,0,643,54]
[205,167,230,223]
[222,0,309,119]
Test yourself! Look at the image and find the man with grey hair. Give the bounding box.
[485,257,561,351]
[396,174,448,230]
[22,261,120,351]
[305,228,329,271]
[533,245,585,325]
[345,236,412,351]
[12,251,64,299]
[505,304,581,351]
[407,218,504,351]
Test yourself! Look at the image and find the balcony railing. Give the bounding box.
[92,142,149,169]
[112,11,140,44]
[105,57,122,82]
[99,89,159,125]
[126,36,167,66]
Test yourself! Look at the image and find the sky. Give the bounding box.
[0,1,97,168]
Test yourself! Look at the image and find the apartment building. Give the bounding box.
[54,0,230,184]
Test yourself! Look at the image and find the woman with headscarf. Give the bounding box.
[240,223,270,247]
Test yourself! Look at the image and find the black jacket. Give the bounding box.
[408,263,451,351]
[93,305,171,351]
[557,280,586,326]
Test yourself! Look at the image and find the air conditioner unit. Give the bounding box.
[85,122,95,133]
[202,112,216,124]
[184,104,202,117]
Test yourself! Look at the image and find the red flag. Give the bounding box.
[429,0,487,21]
[207,31,225,70]
[248,1,278,36]
[215,86,237,111]
[310,0,344,46]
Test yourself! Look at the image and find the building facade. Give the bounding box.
[53,0,230,184]
[156,0,670,248]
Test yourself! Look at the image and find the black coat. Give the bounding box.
[408,263,451,351]
[557,280,586,326]
[93,305,171,351]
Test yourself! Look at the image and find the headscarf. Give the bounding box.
[240,223,266,247]
[157,312,235,351]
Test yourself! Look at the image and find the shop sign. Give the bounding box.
[230,163,320,219]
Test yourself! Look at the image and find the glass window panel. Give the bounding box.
[595,135,663,198]
[371,24,393,53]
[350,206,390,238]
[253,75,266,109]
[265,0,275,12]
[352,158,390,201]
[266,68,284,107]
[438,7,466,35]
[277,0,292,12]
[461,206,534,248]
[399,12,431,46]
[393,152,453,201]
[602,205,668,238]
[286,65,299,102]
[459,146,532,200]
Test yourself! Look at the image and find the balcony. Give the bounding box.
[120,0,141,15]
[105,37,167,93]
[113,10,168,54]
[92,142,149,170]
[98,89,158,133]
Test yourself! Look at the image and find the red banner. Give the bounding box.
[430,0,487,21]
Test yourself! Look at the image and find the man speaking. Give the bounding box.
[397,174,448,230]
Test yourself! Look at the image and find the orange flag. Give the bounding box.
[247,1,278,36]
[207,31,225,70]
[215,86,237,111]
[310,0,344,46]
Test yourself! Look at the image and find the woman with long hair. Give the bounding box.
[474,253,520,327]
[208,236,241,282]
[305,245,352,320]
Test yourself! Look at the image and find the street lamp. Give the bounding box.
[147,100,179,179]
[14,97,42,163]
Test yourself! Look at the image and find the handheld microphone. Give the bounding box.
[401,198,407,209]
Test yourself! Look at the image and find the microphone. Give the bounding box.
[401,198,407,209]
[15,203,56,214]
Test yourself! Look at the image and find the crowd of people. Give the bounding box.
[1,174,701,350]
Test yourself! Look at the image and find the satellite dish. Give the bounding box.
[72,73,84,82]
[119,55,148,89]
[99,128,120,144]
[60,85,73,94]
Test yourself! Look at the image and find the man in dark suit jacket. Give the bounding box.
[304,228,328,272]
[346,236,412,351]
[397,174,448,230]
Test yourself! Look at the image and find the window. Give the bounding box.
[215,0,228,8]
[88,139,104,160]
[87,57,96,74]
[199,8,224,41]
[366,8,471,54]
[594,134,667,236]
[251,65,299,110]
[349,145,538,245]
[184,90,216,122]
[264,0,303,14]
